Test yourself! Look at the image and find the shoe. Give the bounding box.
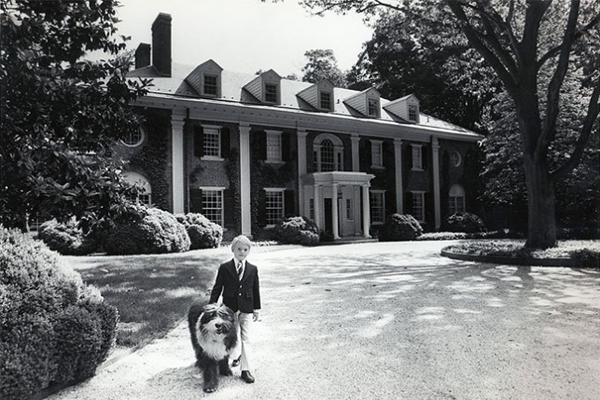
[241,370,255,384]
[232,357,241,367]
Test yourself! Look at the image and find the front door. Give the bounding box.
[339,186,356,237]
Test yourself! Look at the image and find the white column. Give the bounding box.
[297,129,308,214]
[351,134,360,172]
[239,123,252,236]
[332,183,340,239]
[171,110,186,214]
[362,184,371,238]
[394,138,403,214]
[432,137,441,230]
[314,184,322,230]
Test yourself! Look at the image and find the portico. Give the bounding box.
[301,172,375,239]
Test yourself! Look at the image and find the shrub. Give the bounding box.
[570,249,600,270]
[103,205,190,255]
[38,218,98,255]
[274,216,320,246]
[379,214,424,241]
[0,227,118,400]
[445,212,487,233]
[175,213,223,250]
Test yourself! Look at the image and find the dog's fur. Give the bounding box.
[188,302,238,393]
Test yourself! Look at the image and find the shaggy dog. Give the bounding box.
[188,302,238,393]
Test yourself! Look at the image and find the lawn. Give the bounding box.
[63,247,231,349]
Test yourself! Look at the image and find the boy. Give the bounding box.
[209,235,261,383]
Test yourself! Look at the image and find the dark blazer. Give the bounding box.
[209,259,261,313]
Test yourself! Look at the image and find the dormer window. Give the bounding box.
[265,83,278,103]
[203,74,218,96]
[408,104,418,121]
[320,91,332,110]
[368,98,379,117]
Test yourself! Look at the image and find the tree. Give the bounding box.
[0,0,150,231]
[271,0,600,248]
[301,49,348,87]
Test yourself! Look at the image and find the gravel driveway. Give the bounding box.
[47,241,600,400]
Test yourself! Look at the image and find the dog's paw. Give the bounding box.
[220,367,233,376]
[203,385,217,393]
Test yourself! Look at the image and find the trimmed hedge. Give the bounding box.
[175,213,223,250]
[103,205,190,255]
[38,218,98,255]
[379,214,424,241]
[445,212,487,233]
[0,226,118,400]
[274,216,320,246]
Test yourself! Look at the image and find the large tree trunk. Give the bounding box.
[523,155,557,249]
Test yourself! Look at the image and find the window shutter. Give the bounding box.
[223,188,234,228]
[221,127,230,159]
[284,190,295,217]
[193,126,203,158]
[425,192,433,226]
[259,131,267,160]
[404,191,413,217]
[190,189,203,213]
[258,189,267,227]
[366,139,372,167]
[404,145,412,176]
[422,146,429,170]
[282,132,291,162]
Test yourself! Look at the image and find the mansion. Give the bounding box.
[121,13,483,241]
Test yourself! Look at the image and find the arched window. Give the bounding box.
[313,134,343,172]
[123,172,152,206]
[449,184,465,214]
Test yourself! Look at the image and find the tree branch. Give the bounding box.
[538,10,600,68]
[537,0,580,158]
[551,79,600,179]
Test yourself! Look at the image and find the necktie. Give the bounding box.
[237,262,243,280]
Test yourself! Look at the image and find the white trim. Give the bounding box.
[265,129,283,163]
[369,189,386,225]
[264,188,286,228]
[171,113,185,214]
[451,151,462,167]
[411,144,424,171]
[122,126,146,147]
[370,139,384,168]
[410,191,426,223]
[198,187,225,227]
[239,124,252,236]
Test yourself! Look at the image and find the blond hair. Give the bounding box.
[231,235,252,250]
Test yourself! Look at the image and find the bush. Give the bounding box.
[175,213,223,250]
[103,205,190,255]
[38,218,99,255]
[0,227,118,400]
[379,214,424,241]
[445,212,487,233]
[570,249,600,269]
[274,216,320,246]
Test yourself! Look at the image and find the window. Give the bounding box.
[266,130,282,162]
[309,198,315,221]
[265,189,284,226]
[123,172,152,206]
[368,98,379,117]
[412,191,425,222]
[202,189,223,226]
[265,83,278,103]
[371,140,383,168]
[370,190,385,224]
[450,151,462,167]
[411,144,423,170]
[320,91,332,110]
[346,198,354,220]
[320,139,335,172]
[203,74,218,96]
[314,134,343,172]
[449,184,466,215]
[122,127,145,147]
[408,104,418,121]
[202,125,221,158]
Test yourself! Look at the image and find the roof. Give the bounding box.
[128,62,479,137]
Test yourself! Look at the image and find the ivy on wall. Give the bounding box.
[225,147,241,234]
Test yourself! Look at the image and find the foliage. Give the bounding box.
[103,205,191,255]
[286,0,600,249]
[176,213,223,250]
[301,49,347,87]
[0,226,118,399]
[273,216,320,246]
[570,249,600,270]
[445,212,487,233]
[38,218,99,255]
[378,214,423,241]
[0,0,151,231]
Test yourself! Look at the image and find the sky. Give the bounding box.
[111,0,374,77]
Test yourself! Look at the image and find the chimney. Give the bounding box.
[134,43,151,69]
[151,13,172,77]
